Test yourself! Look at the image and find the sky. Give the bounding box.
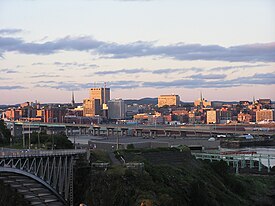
[0,0,275,104]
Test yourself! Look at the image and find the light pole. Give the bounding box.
[28,107,31,150]
[38,127,41,149]
[51,129,54,150]
[22,123,25,148]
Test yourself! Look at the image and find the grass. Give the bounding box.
[91,150,111,163]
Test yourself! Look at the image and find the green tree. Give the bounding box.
[0,120,12,145]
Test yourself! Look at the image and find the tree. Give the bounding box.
[0,120,12,145]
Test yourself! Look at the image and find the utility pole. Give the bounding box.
[28,107,31,150]
[116,131,119,150]
[51,129,54,150]
[22,124,25,148]
[38,127,41,149]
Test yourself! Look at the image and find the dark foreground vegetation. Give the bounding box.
[74,148,275,206]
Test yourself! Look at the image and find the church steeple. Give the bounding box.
[200,91,203,108]
[71,91,75,106]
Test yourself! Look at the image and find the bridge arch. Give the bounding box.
[0,167,67,205]
[0,149,87,206]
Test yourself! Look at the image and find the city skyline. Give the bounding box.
[1,0,275,104]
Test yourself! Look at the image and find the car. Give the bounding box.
[208,137,216,141]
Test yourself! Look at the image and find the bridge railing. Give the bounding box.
[192,152,275,173]
[0,149,87,158]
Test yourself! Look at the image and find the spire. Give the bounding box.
[71,91,75,106]
[253,95,255,104]
[199,91,203,108]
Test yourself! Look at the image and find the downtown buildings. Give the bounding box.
[1,87,275,126]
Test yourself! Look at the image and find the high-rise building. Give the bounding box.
[256,109,274,122]
[108,99,126,120]
[207,110,220,124]
[158,94,180,108]
[89,87,110,106]
[83,99,101,117]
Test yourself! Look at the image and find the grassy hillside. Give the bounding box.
[74,148,275,206]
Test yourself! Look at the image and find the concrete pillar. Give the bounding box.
[258,155,262,172]
[249,156,254,168]
[121,129,127,136]
[268,155,271,173]
[241,157,246,168]
[135,129,141,137]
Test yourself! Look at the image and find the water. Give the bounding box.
[220,147,275,168]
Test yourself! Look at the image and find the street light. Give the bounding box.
[38,127,41,149]
[22,123,25,148]
[51,129,54,150]
[28,107,31,150]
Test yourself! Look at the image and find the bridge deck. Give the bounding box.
[0,149,87,158]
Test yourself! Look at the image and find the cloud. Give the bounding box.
[1,35,275,62]
[34,80,141,91]
[0,68,18,74]
[152,67,204,74]
[0,28,22,35]
[31,71,275,91]
[29,74,61,78]
[31,61,98,69]
[32,62,45,65]
[0,85,26,90]
[0,77,10,80]
[250,72,275,79]
[94,64,265,76]
[208,64,268,72]
[188,73,227,79]
[95,68,147,75]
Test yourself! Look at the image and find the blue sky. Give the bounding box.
[0,0,275,104]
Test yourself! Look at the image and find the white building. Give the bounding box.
[108,99,126,120]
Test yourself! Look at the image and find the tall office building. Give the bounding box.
[89,87,110,106]
[158,95,180,108]
[83,99,101,117]
[108,99,126,120]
